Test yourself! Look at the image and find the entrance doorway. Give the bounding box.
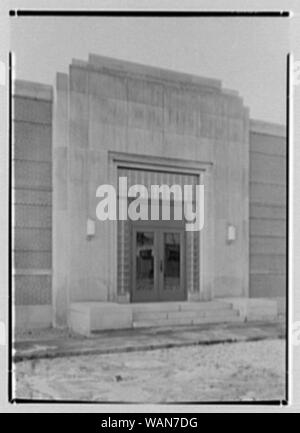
[117,166,200,302]
[132,225,186,302]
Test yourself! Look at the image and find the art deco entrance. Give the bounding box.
[132,225,186,302]
[117,166,201,303]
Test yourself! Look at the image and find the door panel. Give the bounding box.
[159,230,185,301]
[132,230,158,302]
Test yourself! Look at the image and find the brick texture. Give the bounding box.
[13,87,52,305]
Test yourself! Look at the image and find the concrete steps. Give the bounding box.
[132,301,241,328]
[69,298,284,335]
[69,300,242,335]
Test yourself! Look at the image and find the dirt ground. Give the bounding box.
[14,339,286,403]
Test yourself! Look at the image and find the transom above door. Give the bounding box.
[132,225,186,302]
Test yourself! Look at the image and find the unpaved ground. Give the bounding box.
[14,339,285,402]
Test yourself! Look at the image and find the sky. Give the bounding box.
[10,15,290,124]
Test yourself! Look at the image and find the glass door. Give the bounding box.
[132,226,186,302]
[159,230,185,301]
[132,230,159,302]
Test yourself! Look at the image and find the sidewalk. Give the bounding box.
[13,320,285,363]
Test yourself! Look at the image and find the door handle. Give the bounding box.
[160,259,163,273]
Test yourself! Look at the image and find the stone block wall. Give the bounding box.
[249,120,286,298]
[13,81,53,320]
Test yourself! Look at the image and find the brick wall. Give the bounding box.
[249,120,286,298]
[13,80,53,305]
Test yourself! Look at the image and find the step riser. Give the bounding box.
[133,314,242,328]
[132,302,232,314]
[133,309,237,321]
[179,302,232,311]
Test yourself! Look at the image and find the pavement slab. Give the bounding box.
[13,320,286,363]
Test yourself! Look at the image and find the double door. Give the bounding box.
[132,225,186,302]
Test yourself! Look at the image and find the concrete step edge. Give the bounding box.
[133,313,242,328]
[133,309,238,321]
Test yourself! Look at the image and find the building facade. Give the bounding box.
[12,55,287,332]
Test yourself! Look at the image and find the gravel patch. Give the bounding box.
[14,339,286,403]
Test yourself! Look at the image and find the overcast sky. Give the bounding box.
[10,15,290,124]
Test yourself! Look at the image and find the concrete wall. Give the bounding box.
[249,120,286,297]
[53,54,250,325]
[13,80,53,327]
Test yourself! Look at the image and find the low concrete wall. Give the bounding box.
[68,302,133,336]
[15,305,52,329]
[222,297,285,322]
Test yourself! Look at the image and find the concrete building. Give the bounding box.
[12,55,287,334]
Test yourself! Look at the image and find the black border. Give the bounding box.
[285,53,290,404]
[8,9,290,407]
[8,52,13,404]
[9,10,290,17]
